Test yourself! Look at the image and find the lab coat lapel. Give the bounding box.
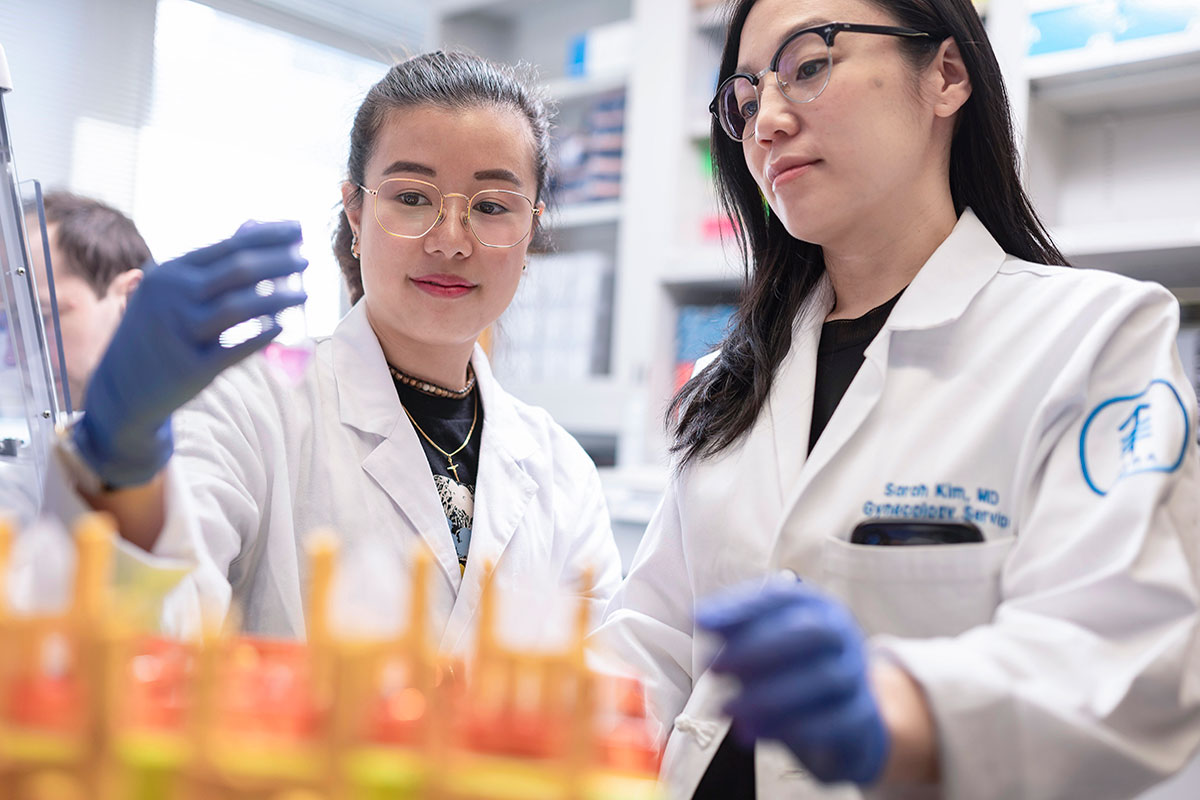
[331,304,463,592]
[770,210,1006,556]
[439,347,539,654]
[770,311,890,552]
[792,335,889,496]
[766,275,834,501]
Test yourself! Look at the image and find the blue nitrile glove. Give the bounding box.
[73,220,307,488]
[696,579,889,785]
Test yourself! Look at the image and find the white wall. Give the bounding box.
[1,0,429,337]
[0,0,158,209]
[0,0,427,219]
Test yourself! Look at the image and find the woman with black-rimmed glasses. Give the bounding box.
[594,0,1200,797]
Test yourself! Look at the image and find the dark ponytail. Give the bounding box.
[669,0,1067,469]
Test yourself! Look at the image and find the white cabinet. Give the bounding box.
[1002,5,1200,291]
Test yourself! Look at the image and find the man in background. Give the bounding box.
[29,191,150,408]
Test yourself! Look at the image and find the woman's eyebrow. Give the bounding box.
[381,160,436,177]
[378,163,522,187]
[736,18,833,72]
[474,168,522,187]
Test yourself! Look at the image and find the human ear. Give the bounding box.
[111,268,143,312]
[341,181,363,237]
[928,37,972,119]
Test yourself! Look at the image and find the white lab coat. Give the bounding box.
[47,300,622,650]
[595,211,1200,800]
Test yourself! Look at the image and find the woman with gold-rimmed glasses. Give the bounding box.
[357,177,542,250]
[53,52,623,655]
[596,0,1200,797]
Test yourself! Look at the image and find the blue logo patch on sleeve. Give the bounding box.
[1080,379,1191,496]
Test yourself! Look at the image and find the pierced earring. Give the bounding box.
[522,262,528,273]
[351,232,361,260]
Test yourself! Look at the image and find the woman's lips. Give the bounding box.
[410,275,476,299]
[771,161,817,192]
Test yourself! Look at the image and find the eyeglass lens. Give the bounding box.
[372,179,535,247]
[718,31,831,140]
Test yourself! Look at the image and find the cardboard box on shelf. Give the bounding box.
[567,20,635,80]
[674,303,737,391]
[550,91,626,207]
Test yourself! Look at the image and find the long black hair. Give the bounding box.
[669,0,1067,468]
[333,51,553,304]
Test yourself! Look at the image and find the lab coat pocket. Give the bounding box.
[820,536,1014,638]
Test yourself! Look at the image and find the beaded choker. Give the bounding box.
[388,362,476,400]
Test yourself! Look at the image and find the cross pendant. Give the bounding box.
[447,457,460,482]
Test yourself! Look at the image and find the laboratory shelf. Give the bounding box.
[1053,219,1200,287]
[546,200,622,230]
[660,245,743,287]
[502,377,630,435]
[1028,32,1200,114]
[544,73,628,104]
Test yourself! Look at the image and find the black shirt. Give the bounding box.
[809,290,904,450]
[691,289,902,800]
[394,380,484,576]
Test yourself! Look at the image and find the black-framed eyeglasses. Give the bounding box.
[709,22,935,142]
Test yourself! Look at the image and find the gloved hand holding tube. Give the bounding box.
[73,220,308,489]
[696,579,890,785]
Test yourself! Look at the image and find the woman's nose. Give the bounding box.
[753,78,801,143]
[425,197,474,255]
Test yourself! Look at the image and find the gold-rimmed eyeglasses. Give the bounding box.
[710,22,935,142]
[359,178,542,249]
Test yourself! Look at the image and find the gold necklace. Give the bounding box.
[403,391,479,483]
[389,363,476,400]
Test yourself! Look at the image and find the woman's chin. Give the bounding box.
[776,204,847,249]
[407,322,489,352]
